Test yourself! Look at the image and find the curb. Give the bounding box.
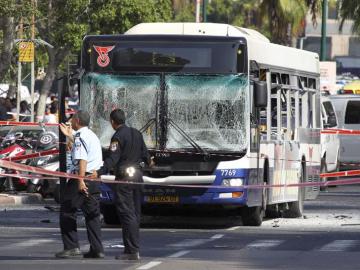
[0,193,43,205]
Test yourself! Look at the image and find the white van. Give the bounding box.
[328,95,360,170]
[321,95,340,176]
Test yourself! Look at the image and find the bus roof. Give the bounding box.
[126,23,319,75]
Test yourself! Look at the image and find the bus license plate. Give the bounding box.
[146,196,179,203]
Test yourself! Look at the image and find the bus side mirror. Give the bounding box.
[254,81,268,108]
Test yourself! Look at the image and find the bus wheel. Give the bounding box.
[283,166,305,218]
[241,185,266,226]
[265,205,281,218]
[241,206,263,226]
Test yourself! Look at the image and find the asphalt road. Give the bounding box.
[0,185,359,270]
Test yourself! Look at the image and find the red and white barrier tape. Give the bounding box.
[2,149,59,162]
[0,172,58,180]
[0,121,59,127]
[321,128,360,135]
[0,122,359,135]
[320,169,360,179]
[1,159,360,189]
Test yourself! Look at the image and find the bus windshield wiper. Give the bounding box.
[167,118,208,155]
[139,118,156,133]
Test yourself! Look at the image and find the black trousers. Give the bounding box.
[114,173,142,254]
[60,181,104,253]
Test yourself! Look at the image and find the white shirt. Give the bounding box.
[43,114,57,123]
[71,126,103,173]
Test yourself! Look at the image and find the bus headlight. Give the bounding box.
[222,178,244,186]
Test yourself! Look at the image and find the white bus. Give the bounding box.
[80,23,321,226]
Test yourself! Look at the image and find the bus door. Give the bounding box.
[269,73,300,203]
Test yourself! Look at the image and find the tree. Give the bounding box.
[35,0,90,120]
[0,1,32,85]
[173,0,195,22]
[35,0,173,120]
[207,0,259,31]
[171,0,320,46]
[338,0,360,34]
[88,0,173,34]
[259,0,321,45]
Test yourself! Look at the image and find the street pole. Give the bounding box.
[320,0,328,61]
[196,0,201,23]
[16,18,23,122]
[30,0,35,122]
[202,0,207,22]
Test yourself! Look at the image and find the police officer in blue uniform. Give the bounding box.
[55,111,104,259]
[94,109,151,261]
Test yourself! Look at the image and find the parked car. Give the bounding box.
[327,94,360,170]
[320,95,340,187]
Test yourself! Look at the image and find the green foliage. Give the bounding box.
[36,0,90,52]
[207,0,258,27]
[338,0,360,34]
[0,0,33,18]
[88,0,173,34]
[173,0,194,22]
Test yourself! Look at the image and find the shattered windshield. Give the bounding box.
[80,73,248,152]
[81,73,158,147]
[166,75,248,152]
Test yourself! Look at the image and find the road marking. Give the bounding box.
[167,250,190,258]
[168,234,224,248]
[319,240,358,251]
[168,239,210,247]
[103,239,124,249]
[7,239,54,248]
[246,240,284,249]
[137,261,162,270]
[211,234,224,239]
[227,226,240,231]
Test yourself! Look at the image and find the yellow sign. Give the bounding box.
[19,42,34,62]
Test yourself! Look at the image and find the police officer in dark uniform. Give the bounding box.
[55,111,104,259]
[94,109,151,261]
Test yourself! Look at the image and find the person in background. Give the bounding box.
[44,101,58,123]
[19,101,31,122]
[0,98,11,120]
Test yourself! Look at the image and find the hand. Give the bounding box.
[149,156,155,168]
[89,170,98,179]
[78,180,88,196]
[66,141,73,151]
[60,123,73,138]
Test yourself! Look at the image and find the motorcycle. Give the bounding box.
[26,130,59,198]
[0,132,33,192]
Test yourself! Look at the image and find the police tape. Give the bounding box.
[0,121,59,127]
[0,121,359,135]
[0,172,58,180]
[1,158,360,190]
[0,121,359,167]
[321,128,360,135]
[2,149,59,162]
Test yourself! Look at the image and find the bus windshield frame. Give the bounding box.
[82,35,247,74]
[80,35,249,155]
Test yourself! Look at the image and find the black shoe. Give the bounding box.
[115,252,140,261]
[55,248,82,258]
[83,250,105,259]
